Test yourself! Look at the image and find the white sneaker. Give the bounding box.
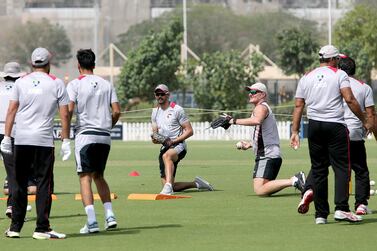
[194,176,214,191]
[26,205,32,212]
[5,229,20,238]
[80,221,99,234]
[356,204,372,215]
[105,216,117,230]
[315,217,327,224]
[160,183,173,195]
[334,210,362,222]
[32,230,66,239]
[297,189,313,214]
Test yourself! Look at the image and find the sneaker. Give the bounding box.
[105,216,117,230]
[194,176,214,191]
[80,221,99,234]
[26,205,32,212]
[298,189,314,214]
[160,183,173,195]
[334,210,362,222]
[315,217,327,224]
[5,206,12,218]
[32,230,66,239]
[356,204,372,215]
[293,171,306,192]
[5,229,20,238]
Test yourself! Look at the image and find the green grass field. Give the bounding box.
[1,140,377,251]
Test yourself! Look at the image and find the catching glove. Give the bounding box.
[210,113,233,130]
[0,136,12,155]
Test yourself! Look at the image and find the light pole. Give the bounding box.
[328,0,332,45]
[183,0,188,67]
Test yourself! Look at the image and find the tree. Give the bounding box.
[189,50,264,121]
[0,18,71,67]
[276,28,319,77]
[334,4,377,82]
[116,4,318,64]
[117,19,183,106]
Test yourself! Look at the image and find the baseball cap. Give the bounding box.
[154,84,169,94]
[0,62,25,78]
[245,82,267,93]
[31,47,50,66]
[318,45,339,59]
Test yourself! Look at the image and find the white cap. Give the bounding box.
[319,45,339,59]
[154,84,169,94]
[245,82,267,93]
[31,47,50,66]
[0,62,25,78]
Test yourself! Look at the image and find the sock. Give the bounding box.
[103,202,114,218]
[291,176,298,186]
[85,205,96,224]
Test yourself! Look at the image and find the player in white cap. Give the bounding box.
[1,47,71,239]
[67,49,121,234]
[291,45,372,224]
[226,82,306,196]
[151,84,214,195]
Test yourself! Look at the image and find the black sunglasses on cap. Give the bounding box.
[248,90,261,95]
[155,92,166,97]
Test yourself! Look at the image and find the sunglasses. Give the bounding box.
[155,92,166,97]
[248,90,261,95]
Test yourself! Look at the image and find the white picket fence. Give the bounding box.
[122,121,292,141]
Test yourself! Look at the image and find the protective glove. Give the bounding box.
[60,138,71,161]
[0,136,12,155]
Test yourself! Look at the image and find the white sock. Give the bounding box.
[291,176,298,186]
[85,205,96,224]
[103,202,114,218]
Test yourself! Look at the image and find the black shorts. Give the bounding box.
[252,157,282,180]
[77,143,110,174]
[159,149,187,178]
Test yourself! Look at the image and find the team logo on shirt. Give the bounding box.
[5,84,12,90]
[317,74,324,82]
[91,82,98,88]
[33,80,40,87]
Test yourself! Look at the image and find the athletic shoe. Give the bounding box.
[194,176,214,191]
[334,210,362,222]
[298,189,314,214]
[5,229,20,238]
[293,171,306,192]
[5,206,12,218]
[315,217,327,224]
[32,230,66,239]
[80,221,100,234]
[105,216,117,230]
[355,204,372,215]
[160,183,173,195]
[26,205,32,212]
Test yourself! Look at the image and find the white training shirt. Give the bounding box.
[0,80,16,137]
[296,66,350,124]
[151,102,189,140]
[251,102,281,159]
[11,72,69,147]
[344,77,374,141]
[66,74,119,134]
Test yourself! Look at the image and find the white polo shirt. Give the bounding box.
[11,72,69,147]
[0,80,15,137]
[67,74,119,134]
[296,66,350,124]
[344,77,374,141]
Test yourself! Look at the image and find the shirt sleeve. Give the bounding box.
[176,107,189,125]
[56,79,70,106]
[339,71,351,89]
[295,76,305,99]
[66,80,77,102]
[10,79,20,101]
[364,84,374,107]
[110,84,119,103]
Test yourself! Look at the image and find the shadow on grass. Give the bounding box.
[67,224,182,238]
[25,213,86,222]
[247,193,300,198]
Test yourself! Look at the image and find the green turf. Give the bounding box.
[1,140,377,250]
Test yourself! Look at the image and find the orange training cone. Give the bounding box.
[128,171,140,177]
